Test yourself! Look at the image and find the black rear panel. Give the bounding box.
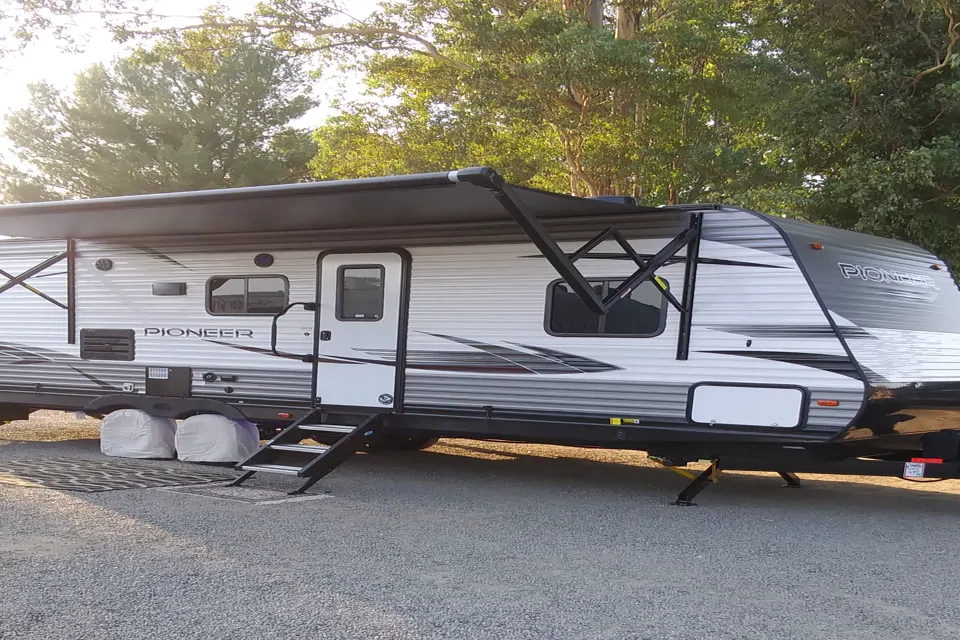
[769,216,960,443]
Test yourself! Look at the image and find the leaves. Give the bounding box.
[1,31,316,201]
[3,0,960,266]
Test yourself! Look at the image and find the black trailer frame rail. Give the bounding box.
[453,167,704,361]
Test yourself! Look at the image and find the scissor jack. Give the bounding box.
[652,458,804,506]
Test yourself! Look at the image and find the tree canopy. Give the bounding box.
[1,30,316,201]
[2,0,959,264]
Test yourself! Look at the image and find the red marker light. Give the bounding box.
[277,412,292,419]
[931,264,942,270]
[810,243,823,250]
[816,399,839,407]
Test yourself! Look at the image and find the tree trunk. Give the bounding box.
[615,4,637,39]
[587,0,604,28]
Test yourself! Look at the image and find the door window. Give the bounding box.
[336,265,385,321]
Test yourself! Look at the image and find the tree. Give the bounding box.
[1,1,775,202]
[1,31,316,202]
[302,0,773,202]
[6,1,960,266]
[741,0,960,265]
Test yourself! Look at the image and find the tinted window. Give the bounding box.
[207,276,288,315]
[337,266,384,321]
[547,279,665,336]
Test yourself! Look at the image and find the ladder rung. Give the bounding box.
[269,443,330,454]
[240,463,302,475]
[298,424,355,434]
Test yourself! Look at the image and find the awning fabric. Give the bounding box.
[0,168,655,240]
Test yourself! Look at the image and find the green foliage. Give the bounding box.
[4,0,960,265]
[1,32,316,202]
[310,1,771,201]
[743,0,960,265]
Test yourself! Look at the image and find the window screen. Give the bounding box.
[207,276,288,315]
[546,278,666,336]
[337,265,384,321]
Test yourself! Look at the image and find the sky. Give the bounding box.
[0,0,382,155]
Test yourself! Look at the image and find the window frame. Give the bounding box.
[205,274,290,316]
[335,264,386,322]
[543,277,669,338]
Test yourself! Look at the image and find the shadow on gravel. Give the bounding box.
[0,437,102,457]
[343,441,960,516]
[2,433,957,515]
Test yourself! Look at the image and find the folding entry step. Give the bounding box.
[229,409,384,495]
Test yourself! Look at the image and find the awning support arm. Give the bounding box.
[676,212,703,360]
[454,168,607,314]
[452,168,702,339]
[602,225,697,309]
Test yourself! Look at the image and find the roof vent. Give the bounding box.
[588,195,638,206]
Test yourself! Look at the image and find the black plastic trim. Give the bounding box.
[84,394,247,420]
[79,329,135,361]
[685,381,810,430]
[152,282,187,296]
[67,239,76,345]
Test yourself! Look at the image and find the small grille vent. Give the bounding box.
[80,329,135,361]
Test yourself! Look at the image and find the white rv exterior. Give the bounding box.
[0,169,958,462]
[0,210,884,440]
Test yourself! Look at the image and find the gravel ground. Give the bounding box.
[2,411,960,640]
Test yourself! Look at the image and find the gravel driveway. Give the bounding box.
[2,411,959,640]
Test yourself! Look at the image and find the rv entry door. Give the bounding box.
[315,252,404,409]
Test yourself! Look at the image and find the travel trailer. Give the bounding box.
[0,167,958,503]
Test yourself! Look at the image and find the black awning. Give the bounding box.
[0,167,653,240]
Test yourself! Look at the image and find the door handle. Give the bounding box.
[319,330,332,341]
[270,302,318,362]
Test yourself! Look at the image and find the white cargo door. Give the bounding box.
[690,384,805,428]
[315,252,403,408]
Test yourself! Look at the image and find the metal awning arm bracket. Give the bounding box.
[455,167,607,315]
[454,167,701,318]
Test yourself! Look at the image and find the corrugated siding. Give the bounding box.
[0,239,69,354]
[0,223,867,440]
[71,242,316,403]
[405,219,864,438]
[775,216,960,385]
[0,240,77,395]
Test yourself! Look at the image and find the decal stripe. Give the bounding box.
[208,335,622,376]
[703,325,875,339]
[699,350,860,378]
[134,247,195,271]
[520,253,788,269]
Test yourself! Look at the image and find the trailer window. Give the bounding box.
[546,278,666,337]
[206,276,288,315]
[337,265,385,321]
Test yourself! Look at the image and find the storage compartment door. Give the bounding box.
[689,384,806,428]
